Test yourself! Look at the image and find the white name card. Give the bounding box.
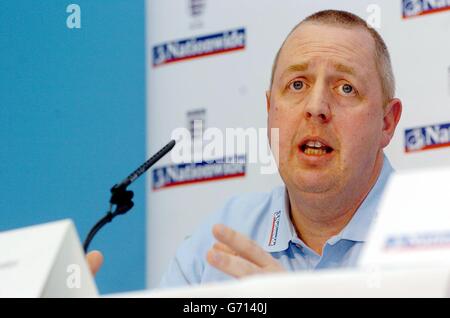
[0,219,98,297]
[360,166,450,270]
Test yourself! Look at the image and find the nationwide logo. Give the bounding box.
[404,122,450,153]
[384,232,450,252]
[268,210,282,247]
[152,28,246,67]
[152,155,246,190]
[402,0,450,19]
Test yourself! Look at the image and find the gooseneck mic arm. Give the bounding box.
[83,140,176,253]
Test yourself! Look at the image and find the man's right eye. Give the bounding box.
[289,80,304,91]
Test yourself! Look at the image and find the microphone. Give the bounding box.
[112,139,176,190]
[83,139,176,252]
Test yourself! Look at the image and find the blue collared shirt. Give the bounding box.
[159,156,394,288]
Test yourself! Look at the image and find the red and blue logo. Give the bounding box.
[385,232,450,252]
[152,155,246,190]
[404,122,450,153]
[268,210,282,247]
[402,0,450,19]
[152,28,246,67]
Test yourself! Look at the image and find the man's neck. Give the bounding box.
[288,154,384,255]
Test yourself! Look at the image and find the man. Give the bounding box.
[88,9,402,287]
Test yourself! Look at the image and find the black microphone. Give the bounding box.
[112,139,176,190]
[83,139,176,252]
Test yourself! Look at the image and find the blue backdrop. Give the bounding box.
[0,0,146,294]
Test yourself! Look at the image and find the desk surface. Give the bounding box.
[106,266,450,298]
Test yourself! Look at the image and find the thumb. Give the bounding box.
[86,250,104,276]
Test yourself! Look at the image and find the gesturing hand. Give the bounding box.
[206,224,285,278]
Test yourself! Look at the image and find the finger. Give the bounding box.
[206,248,261,279]
[212,224,277,268]
[86,250,104,276]
[212,241,238,256]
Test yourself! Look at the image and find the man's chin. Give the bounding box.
[296,183,334,194]
[290,172,339,194]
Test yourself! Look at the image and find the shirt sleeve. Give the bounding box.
[157,191,269,289]
[158,233,206,288]
[157,203,223,289]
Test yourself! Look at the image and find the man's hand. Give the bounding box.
[206,224,285,278]
[86,250,104,276]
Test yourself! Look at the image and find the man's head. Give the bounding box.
[270,10,395,105]
[267,10,402,206]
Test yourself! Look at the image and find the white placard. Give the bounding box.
[0,219,98,298]
[360,167,450,269]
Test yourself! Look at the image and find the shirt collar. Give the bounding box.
[261,155,394,252]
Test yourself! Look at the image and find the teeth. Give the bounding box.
[304,148,327,156]
[305,140,325,148]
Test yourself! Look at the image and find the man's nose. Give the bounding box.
[304,84,332,123]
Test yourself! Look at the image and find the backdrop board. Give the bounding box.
[145,0,450,288]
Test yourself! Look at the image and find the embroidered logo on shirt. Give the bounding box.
[268,210,282,247]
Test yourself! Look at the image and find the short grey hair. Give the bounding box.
[270,10,395,105]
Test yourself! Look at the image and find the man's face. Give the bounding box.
[268,23,389,198]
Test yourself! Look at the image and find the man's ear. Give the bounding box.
[381,98,402,148]
[266,90,271,113]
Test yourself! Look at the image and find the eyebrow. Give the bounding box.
[284,63,309,74]
[279,62,360,85]
[282,62,356,76]
[334,63,356,76]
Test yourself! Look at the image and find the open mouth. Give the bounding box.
[299,140,334,156]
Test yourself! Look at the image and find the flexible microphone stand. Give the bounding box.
[83,140,176,253]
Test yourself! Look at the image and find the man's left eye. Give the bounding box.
[338,83,356,96]
[289,80,304,91]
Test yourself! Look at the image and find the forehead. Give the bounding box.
[276,23,377,79]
